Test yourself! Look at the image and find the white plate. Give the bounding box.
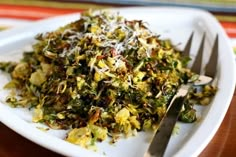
[0,18,31,30]
[0,7,235,157]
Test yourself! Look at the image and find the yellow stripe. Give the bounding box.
[0,0,112,9]
[215,15,236,22]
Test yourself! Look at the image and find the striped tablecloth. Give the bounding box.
[0,0,236,53]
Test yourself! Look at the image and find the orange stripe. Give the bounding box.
[221,21,236,28]
[1,4,236,38]
[0,4,84,20]
[0,4,82,13]
[220,22,236,38]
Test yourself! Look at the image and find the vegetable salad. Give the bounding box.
[0,10,216,148]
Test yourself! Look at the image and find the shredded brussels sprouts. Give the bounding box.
[0,10,216,148]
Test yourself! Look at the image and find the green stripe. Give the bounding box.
[159,0,236,6]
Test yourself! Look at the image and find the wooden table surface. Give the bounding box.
[0,91,235,157]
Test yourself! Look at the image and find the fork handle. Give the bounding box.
[145,96,185,157]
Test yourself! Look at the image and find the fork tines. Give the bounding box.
[183,32,218,78]
[205,34,218,78]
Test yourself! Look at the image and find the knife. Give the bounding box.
[144,84,190,157]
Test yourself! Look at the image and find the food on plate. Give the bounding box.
[0,10,216,148]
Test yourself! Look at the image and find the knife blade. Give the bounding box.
[144,84,190,157]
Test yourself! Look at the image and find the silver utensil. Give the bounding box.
[145,33,219,157]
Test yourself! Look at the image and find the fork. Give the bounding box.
[145,32,219,157]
